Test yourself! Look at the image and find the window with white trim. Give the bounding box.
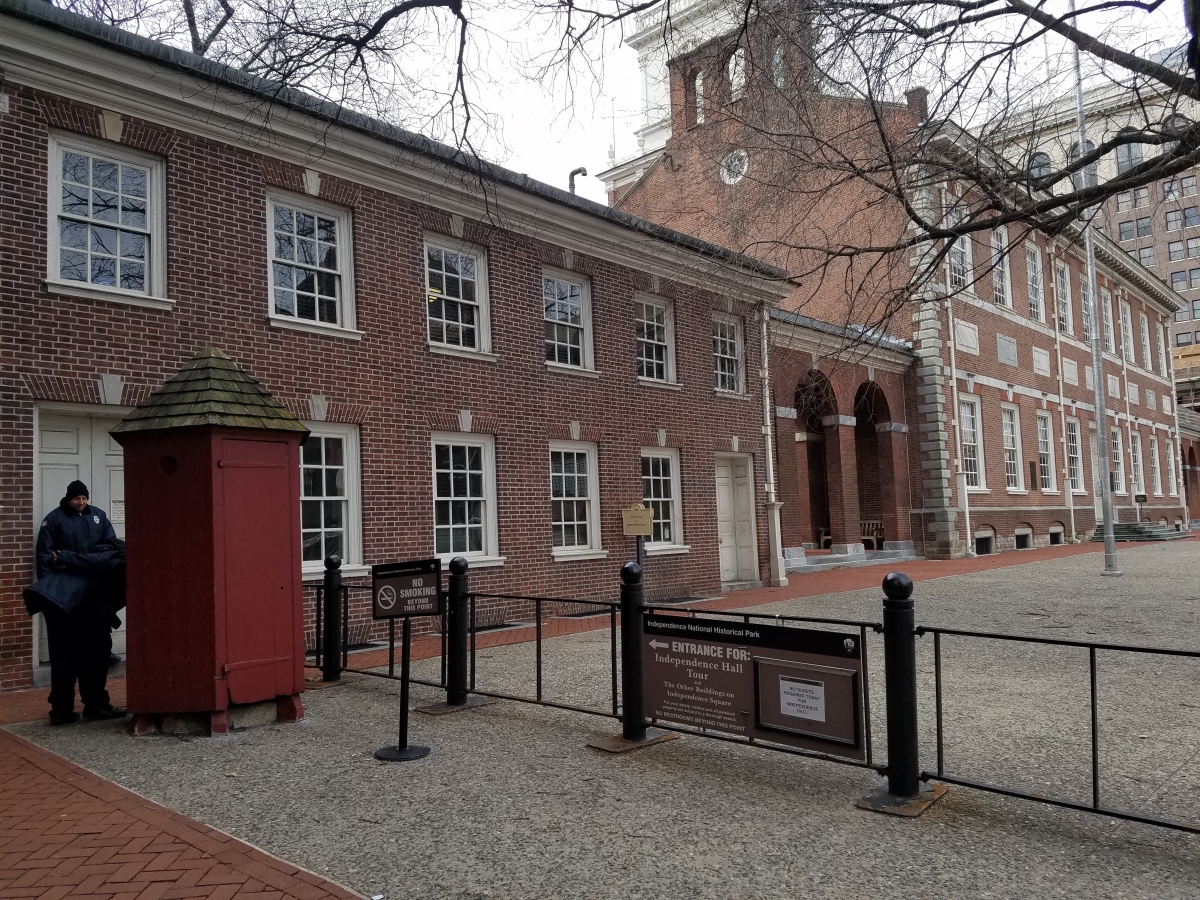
[549,442,601,555]
[641,449,684,546]
[636,297,675,382]
[1111,429,1126,494]
[991,227,1011,307]
[1101,289,1115,353]
[1166,438,1179,495]
[1149,434,1162,495]
[946,200,971,292]
[728,48,746,100]
[425,237,489,353]
[959,397,983,489]
[49,134,166,301]
[713,314,744,393]
[693,71,705,125]
[431,433,499,561]
[1055,263,1072,334]
[1139,312,1152,370]
[543,270,593,369]
[1001,405,1023,490]
[1120,301,1135,361]
[1036,412,1056,491]
[269,197,353,328]
[1131,433,1144,495]
[1066,418,1084,493]
[1081,282,1094,342]
[1025,244,1045,322]
[1158,323,1169,376]
[300,423,361,571]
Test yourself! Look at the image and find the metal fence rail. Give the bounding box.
[921,625,1200,834]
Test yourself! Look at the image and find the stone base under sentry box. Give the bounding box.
[132,694,304,736]
[784,542,922,574]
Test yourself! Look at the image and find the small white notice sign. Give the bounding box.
[779,675,825,722]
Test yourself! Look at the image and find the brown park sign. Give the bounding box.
[622,503,654,537]
[372,559,442,618]
[643,614,865,760]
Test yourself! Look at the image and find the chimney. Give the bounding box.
[905,87,929,122]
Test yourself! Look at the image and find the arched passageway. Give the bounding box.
[854,383,890,548]
[793,372,836,547]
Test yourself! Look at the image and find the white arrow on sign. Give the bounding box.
[649,639,670,650]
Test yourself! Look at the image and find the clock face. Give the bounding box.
[720,149,749,185]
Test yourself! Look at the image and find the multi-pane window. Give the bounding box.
[1192,268,1200,290]
[543,274,589,368]
[432,439,489,556]
[1131,434,1144,495]
[1168,210,1183,231]
[1189,208,1200,227]
[549,444,598,551]
[1026,245,1045,321]
[960,398,982,489]
[426,241,484,351]
[1139,313,1152,370]
[1120,302,1135,360]
[948,223,971,291]
[1179,332,1194,346]
[1081,283,1093,342]
[713,316,743,392]
[1118,221,1134,242]
[1116,141,1143,174]
[641,451,682,545]
[728,48,746,100]
[1173,271,1188,292]
[1066,419,1083,492]
[1190,237,1200,257]
[57,146,152,294]
[636,299,673,382]
[1138,246,1155,267]
[1136,186,1150,207]
[1102,290,1115,352]
[1159,324,1169,375]
[1149,435,1162,495]
[1111,429,1125,493]
[1036,413,1055,491]
[1185,175,1199,197]
[1055,264,1071,333]
[1170,241,1185,261]
[1117,191,1134,211]
[301,435,346,564]
[1167,439,1178,495]
[991,227,1011,306]
[1136,217,1152,237]
[270,201,344,325]
[1002,406,1022,489]
[693,72,705,125]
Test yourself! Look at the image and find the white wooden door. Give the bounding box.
[35,414,126,659]
[716,457,757,583]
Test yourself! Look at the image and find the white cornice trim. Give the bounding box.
[768,319,913,373]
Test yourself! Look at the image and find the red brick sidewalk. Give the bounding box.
[0,728,362,900]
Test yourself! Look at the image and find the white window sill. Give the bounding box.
[269,315,363,340]
[1006,489,1028,495]
[644,543,690,557]
[437,554,506,569]
[302,563,370,582]
[1072,490,1089,496]
[1041,490,1061,495]
[45,279,175,311]
[637,377,682,391]
[545,361,600,379]
[714,388,750,400]
[551,548,610,562]
[966,488,990,494]
[429,344,498,363]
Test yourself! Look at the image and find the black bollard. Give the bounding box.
[321,554,342,682]
[620,561,647,743]
[882,571,920,799]
[446,556,469,706]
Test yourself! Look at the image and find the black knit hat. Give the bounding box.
[64,480,89,502]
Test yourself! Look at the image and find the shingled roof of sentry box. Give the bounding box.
[112,347,310,434]
[0,0,789,285]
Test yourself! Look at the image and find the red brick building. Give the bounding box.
[600,12,1189,563]
[0,0,793,690]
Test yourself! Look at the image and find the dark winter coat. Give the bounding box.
[24,503,125,624]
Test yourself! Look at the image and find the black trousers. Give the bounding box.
[42,602,112,713]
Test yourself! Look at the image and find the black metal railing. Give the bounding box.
[920,624,1200,834]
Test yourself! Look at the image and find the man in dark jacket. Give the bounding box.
[33,481,126,725]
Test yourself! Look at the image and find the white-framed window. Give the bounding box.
[713,314,744,393]
[431,433,500,563]
[727,48,746,100]
[1158,323,1169,376]
[641,449,685,548]
[1055,263,1072,334]
[959,396,984,489]
[1101,289,1115,353]
[1066,418,1084,493]
[1025,244,1045,322]
[1131,432,1145,495]
[269,195,355,331]
[635,297,676,383]
[1001,405,1023,490]
[946,200,972,292]
[1036,412,1056,491]
[1120,301,1135,361]
[1149,434,1162,495]
[425,236,490,354]
[300,423,362,573]
[1081,282,1094,342]
[1139,312,1152,371]
[47,133,167,305]
[693,71,705,125]
[549,441,603,558]
[1166,438,1179,496]
[991,227,1012,307]
[1111,429,1126,494]
[543,269,594,370]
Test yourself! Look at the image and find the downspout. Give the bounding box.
[1168,337,1190,528]
[944,294,974,557]
[760,304,788,586]
[1049,265,1076,541]
[1119,290,1137,520]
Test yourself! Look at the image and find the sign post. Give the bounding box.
[371,559,441,762]
[622,503,653,568]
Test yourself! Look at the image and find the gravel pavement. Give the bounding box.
[12,541,1200,900]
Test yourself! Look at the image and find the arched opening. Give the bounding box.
[1014,523,1033,550]
[794,371,837,548]
[854,382,892,549]
[1049,522,1065,546]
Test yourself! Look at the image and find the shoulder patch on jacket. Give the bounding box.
[93,515,100,524]
[41,519,48,528]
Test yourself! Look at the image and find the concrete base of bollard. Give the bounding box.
[587,727,679,754]
[856,781,949,817]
